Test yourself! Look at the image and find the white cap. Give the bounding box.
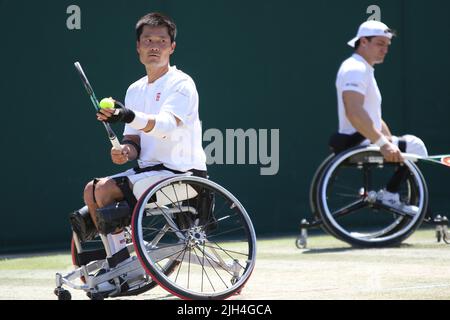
[347,21,394,48]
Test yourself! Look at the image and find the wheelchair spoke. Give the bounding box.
[330,199,368,218]
[334,192,362,199]
[202,243,248,271]
[173,246,188,283]
[142,223,181,243]
[203,242,250,259]
[194,246,230,289]
[154,204,186,239]
[206,199,229,222]
[332,183,361,193]
[207,225,247,239]
[193,246,217,292]
[170,184,184,212]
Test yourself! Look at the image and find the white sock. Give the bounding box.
[107,231,127,255]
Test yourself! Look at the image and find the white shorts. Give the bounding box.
[108,169,177,200]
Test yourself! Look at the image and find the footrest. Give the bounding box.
[76,248,107,266]
[107,247,130,268]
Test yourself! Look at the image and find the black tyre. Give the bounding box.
[309,154,338,236]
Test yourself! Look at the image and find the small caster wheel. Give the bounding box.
[87,292,105,300]
[295,235,307,249]
[54,288,72,300]
[437,231,442,243]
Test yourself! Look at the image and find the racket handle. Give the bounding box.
[110,136,122,149]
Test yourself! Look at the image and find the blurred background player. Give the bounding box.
[333,20,428,214]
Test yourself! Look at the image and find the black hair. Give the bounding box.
[136,12,177,43]
[354,36,375,50]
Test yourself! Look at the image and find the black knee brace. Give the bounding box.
[69,206,98,242]
[96,201,132,235]
[112,176,137,208]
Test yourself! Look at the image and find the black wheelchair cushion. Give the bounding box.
[329,132,366,154]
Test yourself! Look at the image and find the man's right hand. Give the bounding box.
[111,145,131,165]
[380,142,404,163]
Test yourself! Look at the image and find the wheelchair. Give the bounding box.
[296,145,433,248]
[55,174,257,300]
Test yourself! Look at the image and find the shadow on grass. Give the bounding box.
[301,243,413,254]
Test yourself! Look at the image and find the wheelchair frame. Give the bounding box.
[55,175,257,300]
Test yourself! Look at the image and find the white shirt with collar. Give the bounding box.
[123,66,207,172]
[336,53,382,135]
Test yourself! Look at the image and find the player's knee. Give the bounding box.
[83,181,96,206]
[94,178,123,207]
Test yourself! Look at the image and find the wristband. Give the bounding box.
[122,140,141,156]
[129,111,150,130]
[374,136,389,148]
[105,106,135,124]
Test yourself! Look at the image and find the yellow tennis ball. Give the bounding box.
[99,98,115,109]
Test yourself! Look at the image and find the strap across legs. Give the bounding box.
[113,176,137,208]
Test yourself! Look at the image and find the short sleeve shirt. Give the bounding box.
[336,54,382,135]
[123,66,207,172]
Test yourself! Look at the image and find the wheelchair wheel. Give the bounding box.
[131,176,257,300]
[309,154,336,215]
[309,154,337,235]
[71,228,178,296]
[316,147,428,247]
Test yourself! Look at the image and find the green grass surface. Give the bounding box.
[1,228,450,300]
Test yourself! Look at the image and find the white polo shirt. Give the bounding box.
[336,53,382,135]
[123,66,207,172]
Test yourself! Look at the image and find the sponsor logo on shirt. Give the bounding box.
[156,92,161,101]
[345,83,360,88]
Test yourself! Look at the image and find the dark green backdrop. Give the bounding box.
[1,0,449,253]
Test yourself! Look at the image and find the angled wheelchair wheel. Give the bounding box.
[309,154,337,235]
[131,176,257,300]
[70,228,177,296]
[316,147,428,247]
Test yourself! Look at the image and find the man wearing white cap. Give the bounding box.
[334,20,428,213]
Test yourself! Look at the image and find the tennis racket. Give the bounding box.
[74,61,122,150]
[403,153,450,168]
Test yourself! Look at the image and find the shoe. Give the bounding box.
[377,189,420,216]
[93,269,116,293]
[93,268,129,294]
[122,267,146,284]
